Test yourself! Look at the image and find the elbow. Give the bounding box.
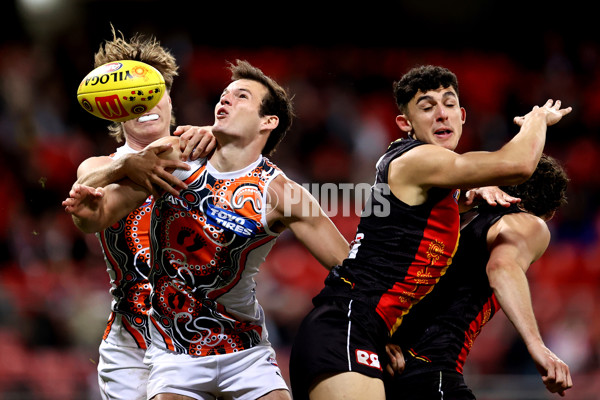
[486,258,506,291]
[498,159,537,185]
[72,216,104,234]
[514,159,538,183]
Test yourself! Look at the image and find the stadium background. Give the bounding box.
[0,1,598,398]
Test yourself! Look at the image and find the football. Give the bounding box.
[76,59,165,122]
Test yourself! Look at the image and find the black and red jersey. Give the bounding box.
[315,138,461,337]
[392,203,522,377]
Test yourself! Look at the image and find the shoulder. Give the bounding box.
[147,136,182,161]
[390,142,455,167]
[498,212,549,236]
[267,174,316,221]
[268,173,300,197]
[151,136,180,147]
[489,212,550,258]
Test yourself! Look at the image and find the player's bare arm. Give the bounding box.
[76,147,188,197]
[65,136,187,233]
[486,213,572,395]
[76,126,214,196]
[388,100,571,205]
[63,180,148,234]
[266,175,349,269]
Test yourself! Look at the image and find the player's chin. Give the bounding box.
[434,138,457,151]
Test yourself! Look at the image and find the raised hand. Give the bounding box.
[513,99,572,127]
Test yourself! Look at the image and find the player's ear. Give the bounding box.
[261,115,279,132]
[396,115,412,134]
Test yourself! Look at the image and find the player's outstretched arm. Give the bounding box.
[267,175,349,270]
[76,143,190,197]
[486,213,572,396]
[395,100,572,193]
[65,136,189,233]
[62,181,148,233]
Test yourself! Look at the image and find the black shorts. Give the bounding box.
[384,370,476,400]
[289,297,389,400]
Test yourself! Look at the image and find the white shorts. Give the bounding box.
[145,343,289,400]
[98,339,149,400]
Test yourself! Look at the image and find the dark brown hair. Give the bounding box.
[501,154,569,218]
[228,59,295,156]
[393,65,460,115]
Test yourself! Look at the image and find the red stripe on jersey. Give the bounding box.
[376,191,460,335]
[102,311,116,341]
[184,165,205,185]
[150,314,175,351]
[456,294,500,373]
[121,315,148,349]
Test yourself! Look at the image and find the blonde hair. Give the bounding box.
[93,25,179,142]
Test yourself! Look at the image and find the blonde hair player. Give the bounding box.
[70,26,215,400]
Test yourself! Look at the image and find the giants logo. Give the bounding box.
[355,349,382,370]
[95,94,130,120]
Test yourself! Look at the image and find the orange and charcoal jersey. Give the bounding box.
[96,143,153,349]
[147,155,283,356]
[315,137,461,338]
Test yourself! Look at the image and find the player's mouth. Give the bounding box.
[434,128,453,137]
[138,114,159,123]
[216,107,228,119]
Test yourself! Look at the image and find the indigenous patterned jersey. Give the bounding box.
[148,156,282,356]
[316,138,461,337]
[96,143,153,349]
[392,204,522,376]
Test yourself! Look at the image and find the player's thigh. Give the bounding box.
[98,340,149,400]
[310,371,385,400]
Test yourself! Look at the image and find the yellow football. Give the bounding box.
[77,60,165,122]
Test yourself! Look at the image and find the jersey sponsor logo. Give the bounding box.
[348,232,364,259]
[355,349,382,370]
[204,203,260,238]
[453,189,460,203]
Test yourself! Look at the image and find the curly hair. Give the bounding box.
[227,59,295,157]
[93,25,179,143]
[393,65,460,115]
[501,154,569,218]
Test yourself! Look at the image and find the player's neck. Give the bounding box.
[209,142,262,172]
